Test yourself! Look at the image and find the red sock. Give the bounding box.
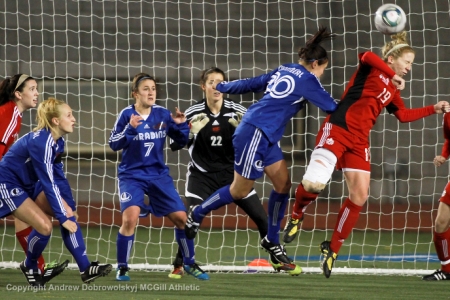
[433,228,450,273]
[16,226,46,273]
[291,184,319,219]
[330,198,363,254]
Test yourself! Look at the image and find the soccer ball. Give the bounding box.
[374,4,407,35]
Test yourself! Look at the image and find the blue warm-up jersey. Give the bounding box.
[216,63,338,144]
[0,129,69,224]
[109,104,190,179]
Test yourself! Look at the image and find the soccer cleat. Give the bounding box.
[422,269,450,281]
[81,261,113,283]
[183,263,209,280]
[269,257,302,276]
[42,259,69,284]
[168,254,184,279]
[185,205,200,239]
[20,261,44,286]
[44,260,59,269]
[260,236,294,265]
[168,265,184,279]
[116,265,130,281]
[282,215,304,244]
[320,241,338,278]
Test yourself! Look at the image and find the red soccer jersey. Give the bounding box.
[327,51,435,140]
[0,101,22,160]
[441,112,450,158]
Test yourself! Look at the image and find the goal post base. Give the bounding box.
[0,262,433,276]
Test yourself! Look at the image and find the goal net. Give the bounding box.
[1,0,449,275]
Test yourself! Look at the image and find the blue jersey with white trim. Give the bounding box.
[109,104,189,179]
[216,63,338,144]
[0,129,68,224]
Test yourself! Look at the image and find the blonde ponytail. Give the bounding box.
[34,97,66,136]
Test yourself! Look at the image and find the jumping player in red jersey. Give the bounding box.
[281,31,450,278]
[422,112,450,281]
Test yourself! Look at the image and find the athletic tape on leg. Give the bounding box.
[303,148,337,185]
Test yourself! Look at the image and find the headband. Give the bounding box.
[384,43,409,59]
[136,76,153,85]
[14,74,30,92]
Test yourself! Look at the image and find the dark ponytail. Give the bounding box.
[298,26,335,65]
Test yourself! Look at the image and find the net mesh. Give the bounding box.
[1,0,450,274]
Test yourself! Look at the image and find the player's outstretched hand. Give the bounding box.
[434,155,447,167]
[129,114,144,128]
[171,107,187,124]
[434,101,450,113]
[62,219,78,233]
[189,113,210,139]
[228,112,244,128]
[392,74,405,90]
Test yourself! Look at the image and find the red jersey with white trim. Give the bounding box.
[328,51,435,140]
[0,101,22,160]
[440,112,450,158]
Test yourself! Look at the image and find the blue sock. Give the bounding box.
[193,185,234,222]
[267,190,289,244]
[116,232,134,268]
[25,230,50,271]
[60,216,91,272]
[175,228,195,265]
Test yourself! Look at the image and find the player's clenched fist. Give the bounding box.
[434,101,450,113]
[129,114,144,128]
[433,155,447,167]
[189,113,210,139]
[392,74,405,90]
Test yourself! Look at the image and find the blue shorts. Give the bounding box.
[233,122,284,180]
[33,180,76,211]
[0,182,32,219]
[118,174,186,217]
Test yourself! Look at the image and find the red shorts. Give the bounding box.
[315,122,371,172]
[439,182,450,205]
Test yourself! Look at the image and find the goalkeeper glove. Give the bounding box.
[189,113,210,139]
[228,112,244,128]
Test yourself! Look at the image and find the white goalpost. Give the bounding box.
[1,0,450,276]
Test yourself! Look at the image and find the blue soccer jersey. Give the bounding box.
[109,104,189,179]
[216,63,338,144]
[0,129,69,223]
[33,149,76,212]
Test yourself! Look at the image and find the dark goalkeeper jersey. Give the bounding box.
[170,98,246,173]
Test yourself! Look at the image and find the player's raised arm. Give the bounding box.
[214,72,275,95]
[109,111,141,151]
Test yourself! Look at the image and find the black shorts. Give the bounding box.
[186,167,234,204]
